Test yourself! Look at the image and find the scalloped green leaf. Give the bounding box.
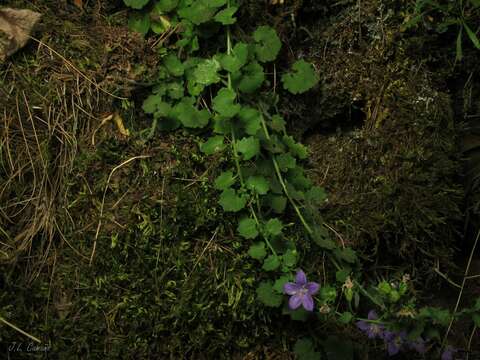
[246,176,270,195]
[273,274,293,293]
[219,43,249,73]
[172,98,210,128]
[253,26,282,62]
[128,12,151,35]
[276,153,296,171]
[248,242,267,260]
[282,59,319,94]
[163,54,184,77]
[305,186,327,205]
[238,62,265,93]
[200,136,225,155]
[219,188,247,212]
[257,281,283,307]
[237,137,260,160]
[265,218,283,237]
[266,195,287,214]
[178,3,216,25]
[262,254,281,271]
[214,6,238,25]
[238,218,258,239]
[154,0,179,12]
[194,58,221,85]
[124,0,150,9]
[214,171,236,190]
[238,106,262,135]
[213,88,241,118]
[283,135,308,159]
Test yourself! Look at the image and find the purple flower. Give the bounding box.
[283,270,319,311]
[441,346,458,360]
[384,331,407,356]
[356,310,385,339]
[407,337,427,354]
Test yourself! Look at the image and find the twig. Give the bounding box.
[90,155,151,265]
[0,316,41,343]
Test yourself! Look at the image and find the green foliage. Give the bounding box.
[200,136,226,154]
[282,59,319,94]
[213,88,241,118]
[253,26,282,62]
[215,171,236,190]
[124,0,150,10]
[219,188,247,212]
[248,242,267,260]
[246,175,270,195]
[256,281,283,307]
[238,217,259,239]
[236,137,260,160]
[214,6,238,25]
[265,218,283,237]
[293,338,322,360]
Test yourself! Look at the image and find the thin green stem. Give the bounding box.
[0,316,41,343]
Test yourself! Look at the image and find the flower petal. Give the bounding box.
[283,282,301,295]
[288,294,303,310]
[387,341,400,356]
[305,282,320,295]
[301,294,314,311]
[356,320,369,332]
[367,310,378,320]
[295,270,307,285]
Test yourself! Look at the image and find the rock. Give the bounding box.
[0,7,42,62]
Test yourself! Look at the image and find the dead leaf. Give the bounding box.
[73,0,83,10]
[0,7,42,62]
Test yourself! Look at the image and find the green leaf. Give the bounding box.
[237,218,258,239]
[142,94,164,114]
[273,274,292,293]
[128,12,151,35]
[154,0,179,12]
[305,186,327,205]
[257,281,283,307]
[456,27,463,61]
[213,88,241,118]
[163,54,184,77]
[178,3,216,25]
[219,43,249,73]
[262,254,281,271]
[335,269,350,283]
[194,59,221,85]
[339,312,353,324]
[237,137,260,160]
[282,59,319,94]
[283,135,308,159]
[265,218,283,237]
[214,171,236,190]
[463,22,480,49]
[124,0,150,9]
[246,176,270,195]
[276,153,296,171]
[294,338,322,360]
[248,242,267,260]
[214,6,238,25]
[238,106,262,135]
[334,248,357,264]
[219,188,247,212]
[172,98,210,128]
[200,136,225,155]
[267,195,287,214]
[473,313,480,327]
[238,62,265,93]
[320,286,337,303]
[270,115,286,133]
[253,26,282,63]
[311,225,336,249]
[282,249,297,269]
[322,336,353,360]
[204,0,227,7]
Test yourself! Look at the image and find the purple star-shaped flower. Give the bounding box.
[384,330,407,356]
[283,270,319,311]
[356,310,385,339]
[441,346,458,360]
[407,337,426,354]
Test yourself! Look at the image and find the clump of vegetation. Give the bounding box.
[1,0,479,359]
